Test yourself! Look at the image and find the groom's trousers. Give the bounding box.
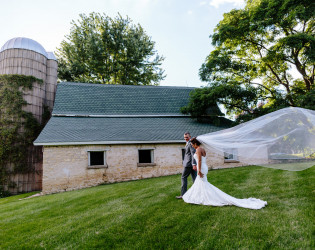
[181,167,197,196]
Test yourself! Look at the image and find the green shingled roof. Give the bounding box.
[53,82,194,116]
[34,82,230,145]
[34,117,226,145]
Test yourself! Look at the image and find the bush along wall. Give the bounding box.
[0,75,50,197]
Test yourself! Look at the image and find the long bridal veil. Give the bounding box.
[197,107,315,171]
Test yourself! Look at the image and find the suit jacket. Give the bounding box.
[183,140,197,168]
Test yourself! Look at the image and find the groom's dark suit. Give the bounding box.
[181,140,197,196]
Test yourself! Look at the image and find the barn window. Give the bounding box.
[182,148,186,161]
[87,151,107,168]
[224,148,239,163]
[137,149,156,167]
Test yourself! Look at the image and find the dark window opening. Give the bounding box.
[182,148,185,161]
[224,152,234,160]
[90,151,104,165]
[139,150,152,163]
[224,148,238,160]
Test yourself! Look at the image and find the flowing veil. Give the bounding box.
[197,107,315,171]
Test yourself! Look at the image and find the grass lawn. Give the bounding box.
[0,166,314,249]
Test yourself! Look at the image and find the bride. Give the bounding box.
[182,137,267,210]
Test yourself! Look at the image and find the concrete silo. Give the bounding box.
[0,37,58,193]
[45,52,58,109]
[0,37,58,122]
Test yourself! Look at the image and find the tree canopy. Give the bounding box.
[183,0,314,123]
[57,12,165,85]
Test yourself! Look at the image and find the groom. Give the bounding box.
[176,132,197,199]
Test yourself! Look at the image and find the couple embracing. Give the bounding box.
[176,132,267,210]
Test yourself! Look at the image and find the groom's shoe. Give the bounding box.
[176,196,183,199]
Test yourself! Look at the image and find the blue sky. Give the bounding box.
[0,0,245,87]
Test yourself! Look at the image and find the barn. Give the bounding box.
[34,82,237,194]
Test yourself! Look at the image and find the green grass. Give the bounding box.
[1,166,314,249]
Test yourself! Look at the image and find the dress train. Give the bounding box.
[182,155,267,210]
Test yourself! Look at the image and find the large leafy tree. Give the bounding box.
[57,13,165,85]
[184,0,314,123]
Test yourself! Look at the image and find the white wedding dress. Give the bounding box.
[182,154,267,209]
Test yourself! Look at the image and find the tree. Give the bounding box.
[57,13,165,85]
[184,0,314,123]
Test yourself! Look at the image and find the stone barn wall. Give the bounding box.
[42,143,248,194]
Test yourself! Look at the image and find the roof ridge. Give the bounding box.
[59,82,196,89]
[52,114,190,118]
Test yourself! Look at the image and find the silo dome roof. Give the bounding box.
[47,51,57,60]
[0,37,48,57]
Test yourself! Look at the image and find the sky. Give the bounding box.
[0,0,245,88]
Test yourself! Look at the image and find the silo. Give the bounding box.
[0,37,58,122]
[45,52,58,110]
[0,37,58,194]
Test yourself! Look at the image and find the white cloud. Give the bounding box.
[209,0,245,8]
[187,10,193,15]
[200,1,207,6]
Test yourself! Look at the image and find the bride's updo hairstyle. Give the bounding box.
[190,137,201,146]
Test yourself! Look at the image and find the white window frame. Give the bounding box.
[87,150,108,169]
[137,148,156,167]
[224,148,239,163]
